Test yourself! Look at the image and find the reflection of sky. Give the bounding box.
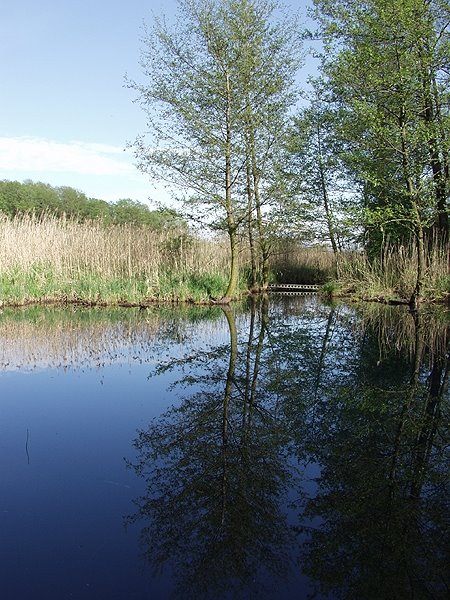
[0,364,171,598]
[0,305,231,598]
[0,297,447,599]
[0,300,315,598]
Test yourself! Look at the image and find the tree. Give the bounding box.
[0,179,181,226]
[127,302,296,597]
[128,0,300,300]
[312,0,450,305]
[298,308,450,598]
[232,0,300,289]
[284,87,354,255]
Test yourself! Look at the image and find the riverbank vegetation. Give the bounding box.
[127,0,448,306]
[1,0,449,307]
[0,210,340,307]
[303,0,450,308]
[0,212,234,306]
[322,240,449,304]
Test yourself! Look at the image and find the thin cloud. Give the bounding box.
[0,136,136,177]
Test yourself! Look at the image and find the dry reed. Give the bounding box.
[0,305,226,370]
[0,212,230,278]
[355,302,450,364]
[336,239,449,301]
[269,243,337,284]
[0,212,233,304]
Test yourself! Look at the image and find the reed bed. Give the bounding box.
[0,212,235,305]
[335,240,449,302]
[269,243,337,284]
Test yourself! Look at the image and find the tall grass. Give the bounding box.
[269,243,337,284]
[0,212,237,305]
[335,239,449,302]
[2,213,445,306]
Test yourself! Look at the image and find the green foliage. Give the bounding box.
[157,270,235,302]
[282,89,356,250]
[0,179,186,228]
[0,267,243,306]
[0,179,109,220]
[128,0,301,297]
[109,198,185,228]
[319,280,341,298]
[312,0,450,252]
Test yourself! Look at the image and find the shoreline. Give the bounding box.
[1,287,448,310]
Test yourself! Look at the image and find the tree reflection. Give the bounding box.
[127,298,297,599]
[126,297,450,599]
[296,307,450,599]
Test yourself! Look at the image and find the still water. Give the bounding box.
[0,297,448,599]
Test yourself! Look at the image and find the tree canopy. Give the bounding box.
[0,179,184,228]
[128,0,301,299]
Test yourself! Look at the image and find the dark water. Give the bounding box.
[0,297,448,599]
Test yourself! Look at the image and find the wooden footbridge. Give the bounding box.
[268,283,320,295]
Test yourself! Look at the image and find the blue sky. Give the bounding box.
[0,0,316,207]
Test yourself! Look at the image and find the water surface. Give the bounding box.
[0,298,448,599]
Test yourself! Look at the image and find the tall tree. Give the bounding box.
[284,88,351,255]
[128,0,300,299]
[231,0,300,289]
[313,0,450,305]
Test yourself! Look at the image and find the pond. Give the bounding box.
[0,296,448,599]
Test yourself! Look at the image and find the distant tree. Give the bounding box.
[108,199,187,229]
[82,197,111,221]
[0,179,184,228]
[0,180,32,215]
[110,198,153,224]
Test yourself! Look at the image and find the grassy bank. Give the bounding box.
[2,213,446,307]
[324,242,449,304]
[0,213,244,306]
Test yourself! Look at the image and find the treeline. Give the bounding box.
[0,179,182,228]
[127,0,449,304]
[292,0,450,307]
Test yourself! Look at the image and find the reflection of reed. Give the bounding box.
[0,306,224,371]
[356,303,450,361]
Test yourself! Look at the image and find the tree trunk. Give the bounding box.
[317,118,339,256]
[251,137,270,289]
[222,226,239,303]
[399,107,424,309]
[410,204,425,310]
[221,71,239,303]
[246,138,258,291]
[418,45,449,244]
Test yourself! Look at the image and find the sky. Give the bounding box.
[0,0,317,207]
